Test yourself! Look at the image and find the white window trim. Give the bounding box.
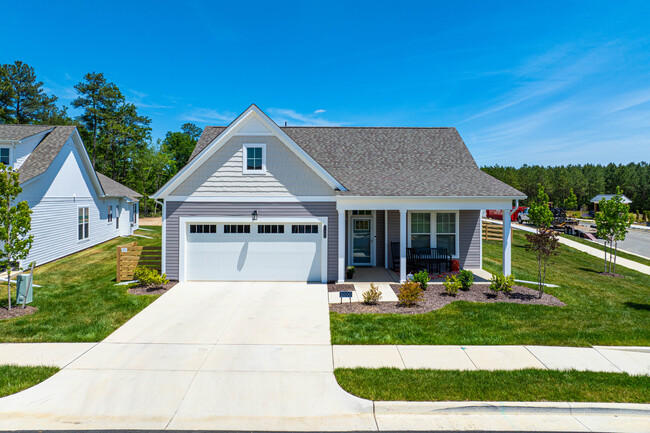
[0,146,13,167]
[347,210,376,267]
[77,206,90,242]
[407,210,460,258]
[242,143,267,174]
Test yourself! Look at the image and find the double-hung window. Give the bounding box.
[410,213,431,249]
[242,143,266,174]
[78,207,89,241]
[436,212,456,255]
[108,205,113,223]
[0,148,10,166]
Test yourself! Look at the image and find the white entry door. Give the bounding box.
[184,222,323,282]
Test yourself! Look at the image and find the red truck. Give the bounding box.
[486,206,527,222]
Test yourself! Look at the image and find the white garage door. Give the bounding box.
[184,222,323,282]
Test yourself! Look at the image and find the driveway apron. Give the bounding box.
[0,282,375,430]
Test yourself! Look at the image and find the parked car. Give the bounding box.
[487,206,527,222]
[517,207,530,224]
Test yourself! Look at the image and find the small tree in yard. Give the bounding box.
[0,165,33,310]
[525,184,560,298]
[528,184,553,229]
[525,228,560,298]
[595,187,631,275]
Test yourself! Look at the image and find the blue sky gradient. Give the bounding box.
[2,1,649,166]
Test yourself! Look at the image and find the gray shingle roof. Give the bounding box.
[0,125,53,141]
[189,125,524,198]
[96,172,142,200]
[16,126,77,183]
[590,194,632,204]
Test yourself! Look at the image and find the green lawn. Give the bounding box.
[330,230,650,346]
[558,233,650,267]
[0,365,59,397]
[334,368,650,403]
[0,227,162,342]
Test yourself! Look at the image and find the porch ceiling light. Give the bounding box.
[252,210,258,221]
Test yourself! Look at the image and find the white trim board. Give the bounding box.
[165,195,336,202]
[153,105,345,199]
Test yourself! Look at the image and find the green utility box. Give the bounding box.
[15,274,33,305]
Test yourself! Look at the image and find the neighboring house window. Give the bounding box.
[436,212,456,255]
[78,207,89,240]
[352,210,372,215]
[224,224,250,234]
[189,224,217,234]
[242,143,266,174]
[0,147,10,166]
[108,205,113,223]
[133,203,138,224]
[291,224,318,234]
[410,213,431,249]
[258,224,284,234]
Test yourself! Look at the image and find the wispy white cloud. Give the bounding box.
[266,108,339,126]
[126,89,173,110]
[180,108,236,124]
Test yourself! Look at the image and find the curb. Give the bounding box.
[373,401,650,417]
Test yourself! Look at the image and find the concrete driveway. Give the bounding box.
[0,282,374,430]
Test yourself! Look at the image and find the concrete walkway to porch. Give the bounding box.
[334,345,650,375]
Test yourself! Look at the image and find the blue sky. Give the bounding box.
[2,1,649,166]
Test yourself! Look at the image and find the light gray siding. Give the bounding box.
[165,201,338,281]
[170,135,334,197]
[459,210,481,269]
[386,210,401,269]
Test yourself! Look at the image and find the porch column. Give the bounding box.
[384,210,388,269]
[502,209,512,275]
[337,209,346,283]
[400,209,407,283]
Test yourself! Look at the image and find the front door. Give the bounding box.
[351,217,372,265]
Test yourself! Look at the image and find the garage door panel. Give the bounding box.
[184,224,322,282]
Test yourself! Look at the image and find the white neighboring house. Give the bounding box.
[0,125,141,268]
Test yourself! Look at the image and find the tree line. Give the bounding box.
[0,60,201,216]
[481,163,650,212]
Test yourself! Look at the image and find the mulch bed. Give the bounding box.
[0,305,38,320]
[127,281,177,296]
[330,283,565,315]
[327,283,355,293]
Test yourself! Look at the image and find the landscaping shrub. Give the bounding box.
[443,275,461,296]
[458,269,474,290]
[412,270,430,291]
[362,283,382,305]
[489,272,515,296]
[397,281,423,307]
[133,266,169,287]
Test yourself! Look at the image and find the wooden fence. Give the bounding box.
[116,242,162,282]
[482,222,504,241]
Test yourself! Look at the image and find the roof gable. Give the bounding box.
[154,104,345,199]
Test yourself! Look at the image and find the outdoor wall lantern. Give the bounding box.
[252,210,258,221]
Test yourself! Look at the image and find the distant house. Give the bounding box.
[590,194,632,212]
[0,125,140,268]
[153,104,525,284]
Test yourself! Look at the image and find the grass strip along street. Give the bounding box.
[335,368,650,403]
[0,365,59,397]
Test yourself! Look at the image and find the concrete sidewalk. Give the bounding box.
[487,219,650,276]
[334,345,650,375]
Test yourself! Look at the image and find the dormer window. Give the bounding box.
[0,147,10,166]
[242,143,266,174]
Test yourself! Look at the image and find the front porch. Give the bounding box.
[336,201,515,284]
[344,266,492,284]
